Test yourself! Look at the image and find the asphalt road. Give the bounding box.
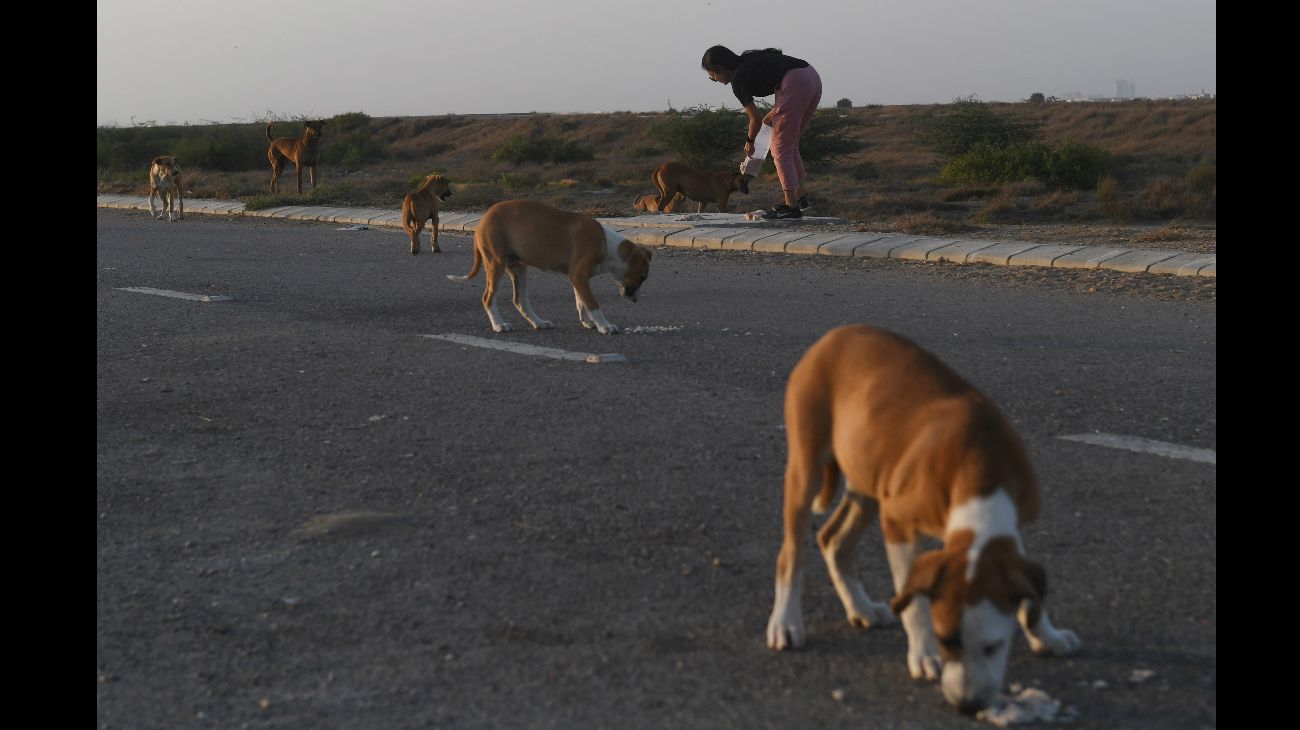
[97,210,1216,729]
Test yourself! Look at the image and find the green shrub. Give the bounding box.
[491,135,594,164]
[648,105,863,171]
[938,139,1110,189]
[1186,161,1216,193]
[329,111,371,134]
[916,95,1040,160]
[499,172,539,189]
[327,130,388,167]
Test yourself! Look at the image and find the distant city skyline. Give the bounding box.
[97,0,1216,126]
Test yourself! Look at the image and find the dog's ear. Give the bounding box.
[891,549,949,615]
[1006,555,1047,628]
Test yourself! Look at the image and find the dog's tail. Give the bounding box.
[265,123,275,142]
[445,241,481,283]
[811,457,842,515]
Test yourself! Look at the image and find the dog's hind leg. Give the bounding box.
[430,211,441,253]
[767,451,822,650]
[482,265,513,333]
[507,263,552,330]
[268,155,284,193]
[818,489,896,630]
[175,188,183,221]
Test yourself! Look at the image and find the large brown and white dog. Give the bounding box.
[148,156,184,222]
[266,120,324,194]
[401,174,452,254]
[650,161,749,213]
[767,325,1081,714]
[446,200,652,335]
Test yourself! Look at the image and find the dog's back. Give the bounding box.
[787,325,1038,526]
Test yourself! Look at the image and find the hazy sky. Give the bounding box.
[97,0,1215,126]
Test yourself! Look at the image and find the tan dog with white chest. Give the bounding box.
[768,325,1081,714]
[651,161,749,213]
[446,200,652,335]
[401,174,452,254]
[148,156,183,222]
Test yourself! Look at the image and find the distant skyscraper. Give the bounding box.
[1116,80,1136,99]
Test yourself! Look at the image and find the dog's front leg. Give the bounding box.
[431,213,441,253]
[886,537,942,680]
[175,190,183,221]
[148,188,162,220]
[1019,604,1082,657]
[571,276,617,334]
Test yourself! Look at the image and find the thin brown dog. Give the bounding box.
[401,175,452,254]
[768,325,1081,714]
[266,120,324,194]
[148,156,183,222]
[650,161,750,213]
[446,200,652,335]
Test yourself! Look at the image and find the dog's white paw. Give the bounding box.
[847,599,897,629]
[530,319,554,330]
[596,324,620,335]
[492,323,515,333]
[579,320,595,329]
[1030,626,1082,656]
[908,647,942,681]
[154,213,164,221]
[766,614,806,651]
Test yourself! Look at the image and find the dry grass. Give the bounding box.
[98,99,1215,230]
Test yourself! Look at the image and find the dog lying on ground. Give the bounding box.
[148,156,184,221]
[401,174,452,254]
[767,325,1081,714]
[266,120,324,194]
[446,200,652,335]
[651,161,749,213]
[632,192,679,213]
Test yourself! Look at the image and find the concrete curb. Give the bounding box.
[98,195,1216,278]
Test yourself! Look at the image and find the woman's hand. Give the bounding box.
[744,141,755,156]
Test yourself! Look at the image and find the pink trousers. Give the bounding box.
[767,65,822,193]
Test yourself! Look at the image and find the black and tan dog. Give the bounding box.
[447,200,652,335]
[401,174,453,254]
[266,120,324,194]
[651,161,749,213]
[148,156,184,222]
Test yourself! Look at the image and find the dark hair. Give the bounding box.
[701,45,741,71]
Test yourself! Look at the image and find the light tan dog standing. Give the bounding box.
[148,156,184,222]
[768,325,1081,714]
[651,161,750,213]
[401,174,452,254]
[446,200,652,335]
[266,120,324,194]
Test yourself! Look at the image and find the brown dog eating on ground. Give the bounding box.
[446,200,652,334]
[266,120,324,194]
[768,325,1081,714]
[148,156,184,222]
[401,174,452,254]
[650,161,750,213]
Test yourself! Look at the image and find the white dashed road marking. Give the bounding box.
[117,287,233,302]
[1058,433,1215,464]
[423,333,627,364]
